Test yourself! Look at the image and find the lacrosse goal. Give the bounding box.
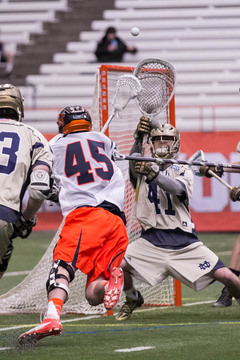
[0,64,181,315]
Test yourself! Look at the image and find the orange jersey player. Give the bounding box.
[18,105,128,346]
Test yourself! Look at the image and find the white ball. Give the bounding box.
[131,27,140,36]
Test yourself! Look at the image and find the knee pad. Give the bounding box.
[46,260,75,301]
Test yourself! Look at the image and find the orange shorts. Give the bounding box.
[53,207,128,287]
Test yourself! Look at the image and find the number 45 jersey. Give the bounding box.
[0,119,52,219]
[49,131,125,217]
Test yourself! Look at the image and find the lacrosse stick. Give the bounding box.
[187,149,205,176]
[207,170,233,190]
[133,58,176,200]
[188,150,234,189]
[112,150,240,172]
[101,74,142,134]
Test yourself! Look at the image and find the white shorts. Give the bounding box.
[125,238,221,291]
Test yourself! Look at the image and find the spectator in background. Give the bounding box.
[95,26,137,63]
[0,28,15,77]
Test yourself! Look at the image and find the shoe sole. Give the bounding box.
[19,327,61,346]
[104,267,123,310]
[212,302,232,308]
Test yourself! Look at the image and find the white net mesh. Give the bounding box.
[134,58,176,118]
[0,65,178,315]
[112,74,142,111]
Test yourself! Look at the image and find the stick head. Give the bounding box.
[133,58,176,117]
[188,150,206,176]
[112,74,142,113]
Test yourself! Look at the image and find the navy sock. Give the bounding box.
[230,268,240,277]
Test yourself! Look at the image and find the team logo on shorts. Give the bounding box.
[198,261,210,270]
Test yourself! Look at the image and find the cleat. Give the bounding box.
[104,267,124,310]
[212,287,232,307]
[116,290,144,320]
[18,318,62,346]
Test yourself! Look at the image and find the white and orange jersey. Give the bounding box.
[49,131,125,217]
[0,118,52,215]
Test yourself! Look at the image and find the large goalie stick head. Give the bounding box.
[101,74,142,133]
[133,58,176,119]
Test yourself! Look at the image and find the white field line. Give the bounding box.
[0,300,215,333]
[217,251,232,256]
[3,271,30,277]
[0,347,13,351]
[115,346,155,353]
[0,315,101,332]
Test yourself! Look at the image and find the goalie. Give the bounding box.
[115,117,240,320]
[0,84,52,279]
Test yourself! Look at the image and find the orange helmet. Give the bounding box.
[57,105,92,134]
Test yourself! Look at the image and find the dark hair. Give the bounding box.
[0,108,18,120]
[105,26,116,35]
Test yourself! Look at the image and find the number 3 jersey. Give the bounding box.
[49,131,125,217]
[136,164,195,235]
[0,119,52,221]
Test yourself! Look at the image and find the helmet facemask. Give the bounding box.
[150,124,180,163]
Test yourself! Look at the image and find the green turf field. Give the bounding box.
[0,231,239,359]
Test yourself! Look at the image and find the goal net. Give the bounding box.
[0,64,180,315]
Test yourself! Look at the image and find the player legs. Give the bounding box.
[0,220,14,279]
[18,262,75,346]
[116,258,144,321]
[213,235,240,307]
[209,266,240,303]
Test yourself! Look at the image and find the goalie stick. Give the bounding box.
[101,74,142,134]
[113,151,240,173]
[133,58,176,200]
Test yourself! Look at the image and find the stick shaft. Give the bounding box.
[208,170,233,190]
[114,153,240,172]
[101,111,116,134]
[135,134,148,202]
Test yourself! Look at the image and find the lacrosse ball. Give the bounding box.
[131,27,140,36]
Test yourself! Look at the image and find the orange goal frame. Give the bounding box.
[97,64,181,307]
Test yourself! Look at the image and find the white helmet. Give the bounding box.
[150,123,180,159]
[0,84,24,121]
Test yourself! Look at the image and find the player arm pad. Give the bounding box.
[28,169,50,201]
[154,173,185,197]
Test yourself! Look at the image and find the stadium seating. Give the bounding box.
[1,0,240,132]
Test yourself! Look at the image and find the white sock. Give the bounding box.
[46,300,59,319]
